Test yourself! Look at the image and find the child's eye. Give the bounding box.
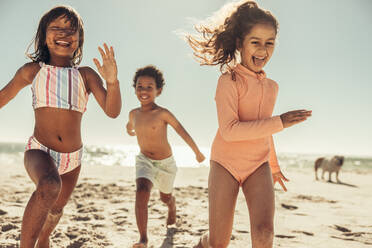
[49,27,60,31]
[48,27,75,34]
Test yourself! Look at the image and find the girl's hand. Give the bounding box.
[196,152,206,163]
[280,110,312,128]
[272,171,289,192]
[93,43,118,85]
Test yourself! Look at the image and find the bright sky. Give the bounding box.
[0,0,371,156]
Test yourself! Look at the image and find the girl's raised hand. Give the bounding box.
[280,109,312,128]
[272,171,289,192]
[93,43,118,85]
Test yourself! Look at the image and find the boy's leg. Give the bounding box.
[36,165,81,248]
[134,178,153,247]
[159,192,176,225]
[21,150,62,248]
[207,160,239,248]
[242,163,275,248]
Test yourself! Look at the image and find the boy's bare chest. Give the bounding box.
[134,112,166,132]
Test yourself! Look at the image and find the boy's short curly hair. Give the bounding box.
[132,65,165,89]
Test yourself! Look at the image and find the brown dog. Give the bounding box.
[314,156,344,183]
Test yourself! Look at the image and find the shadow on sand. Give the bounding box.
[159,227,177,248]
[327,180,358,188]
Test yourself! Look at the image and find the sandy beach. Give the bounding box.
[0,162,371,248]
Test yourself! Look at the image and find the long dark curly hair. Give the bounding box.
[186,1,278,73]
[27,5,84,66]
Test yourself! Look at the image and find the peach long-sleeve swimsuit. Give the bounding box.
[211,64,284,185]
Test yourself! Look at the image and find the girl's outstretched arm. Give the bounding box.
[216,75,311,141]
[215,75,283,142]
[81,43,121,118]
[0,63,39,109]
[163,109,205,163]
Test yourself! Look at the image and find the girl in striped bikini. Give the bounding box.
[0,6,121,247]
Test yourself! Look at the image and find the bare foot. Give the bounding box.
[193,233,208,248]
[132,241,147,248]
[167,196,176,225]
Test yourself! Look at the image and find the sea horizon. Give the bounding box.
[1,141,371,171]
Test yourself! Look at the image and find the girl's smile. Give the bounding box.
[46,16,79,61]
[239,23,276,73]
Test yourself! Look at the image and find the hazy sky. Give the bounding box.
[0,0,371,156]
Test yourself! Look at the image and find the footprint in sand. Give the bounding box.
[93,214,105,220]
[296,194,337,204]
[293,213,308,216]
[65,231,80,240]
[110,199,124,204]
[77,206,102,213]
[117,207,129,212]
[93,224,106,228]
[72,215,91,221]
[113,216,128,226]
[328,225,372,244]
[292,230,314,236]
[332,224,351,233]
[275,234,296,239]
[1,223,18,232]
[66,236,90,248]
[281,203,298,210]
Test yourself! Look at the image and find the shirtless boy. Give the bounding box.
[126,65,205,248]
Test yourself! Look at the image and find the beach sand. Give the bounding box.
[0,163,371,247]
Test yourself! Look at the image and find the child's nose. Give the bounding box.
[56,29,75,37]
[257,46,267,53]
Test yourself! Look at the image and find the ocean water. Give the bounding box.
[0,142,371,172]
[0,142,211,168]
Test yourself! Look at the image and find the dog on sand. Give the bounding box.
[314,156,344,183]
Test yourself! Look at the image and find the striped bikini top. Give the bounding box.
[31,62,89,113]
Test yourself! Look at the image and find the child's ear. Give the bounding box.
[236,38,242,52]
[157,87,163,96]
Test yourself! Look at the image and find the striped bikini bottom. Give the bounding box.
[25,136,83,175]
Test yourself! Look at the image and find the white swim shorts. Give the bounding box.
[135,153,177,194]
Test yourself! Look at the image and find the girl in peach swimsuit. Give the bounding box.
[187,1,311,247]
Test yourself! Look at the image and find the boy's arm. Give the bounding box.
[163,109,205,163]
[126,110,136,136]
[0,62,38,109]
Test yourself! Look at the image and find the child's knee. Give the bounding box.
[37,174,62,202]
[136,178,152,192]
[252,223,274,241]
[50,207,64,216]
[136,182,152,193]
[160,193,172,204]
